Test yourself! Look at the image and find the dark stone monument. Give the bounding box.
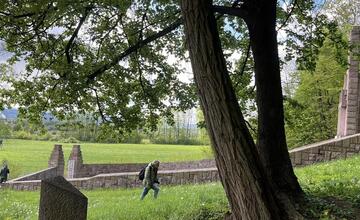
[38,176,87,220]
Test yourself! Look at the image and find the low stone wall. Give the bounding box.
[5,168,219,191]
[68,145,216,178]
[76,159,216,178]
[7,144,65,182]
[5,180,41,191]
[289,133,360,166]
[10,167,58,182]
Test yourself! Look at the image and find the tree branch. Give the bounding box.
[244,119,256,134]
[65,6,92,64]
[86,0,246,84]
[93,88,109,123]
[277,0,297,31]
[235,42,251,87]
[0,11,36,18]
[86,18,182,83]
[212,5,249,20]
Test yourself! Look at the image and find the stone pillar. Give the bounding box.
[39,176,88,220]
[337,26,360,137]
[67,145,83,179]
[48,144,64,176]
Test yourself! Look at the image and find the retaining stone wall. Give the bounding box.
[10,167,58,182]
[289,133,360,167]
[7,145,65,182]
[337,26,360,136]
[75,159,216,178]
[5,168,219,191]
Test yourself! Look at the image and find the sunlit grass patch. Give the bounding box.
[295,155,360,202]
[0,139,212,179]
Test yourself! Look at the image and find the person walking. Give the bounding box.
[140,160,160,200]
[0,164,10,183]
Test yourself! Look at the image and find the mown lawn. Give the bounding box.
[295,154,360,201]
[0,139,212,179]
[0,139,359,219]
[0,184,228,220]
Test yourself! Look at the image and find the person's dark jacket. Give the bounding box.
[0,165,10,182]
[143,162,159,187]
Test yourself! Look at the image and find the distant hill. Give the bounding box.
[0,108,56,122]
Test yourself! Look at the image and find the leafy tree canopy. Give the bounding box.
[0,0,346,135]
[285,35,348,147]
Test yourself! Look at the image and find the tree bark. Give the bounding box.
[180,0,286,219]
[246,0,303,200]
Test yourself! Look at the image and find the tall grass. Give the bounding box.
[1,139,359,219]
[295,155,360,202]
[0,183,228,220]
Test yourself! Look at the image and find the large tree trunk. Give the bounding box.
[246,0,303,200]
[180,0,289,219]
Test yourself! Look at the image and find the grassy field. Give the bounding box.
[0,184,228,220]
[0,139,359,219]
[295,154,360,201]
[0,155,359,219]
[0,139,212,179]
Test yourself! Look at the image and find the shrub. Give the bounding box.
[12,131,32,140]
[34,133,52,141]
[62,136,80,143]
[49,135,62,141]
[150,137,206,145]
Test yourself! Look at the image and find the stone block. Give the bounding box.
[39,176,87,220]
[331,152,342,160]
[193,174,199,184]
[346,123,357,130]
[350,137,358,144]
[302,160,312,166]
[347,111,358,118]
[308,153,317,161]
[289,153,295,161]
[347,94,358,101]
[346,152,354,158]
[174,173,184,184]
[315,153,324,162]
[104,180,113,188]
[332,146,343,152]
[355,145,360,152]
[294,152,302,165]
[301,152,309,160]
[325,151,332,161]
[183,172,190,183]
[160,175,171,185]
[211,171,219,180]
[342,138,350,147]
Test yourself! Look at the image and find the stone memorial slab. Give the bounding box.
[39,176,87,220]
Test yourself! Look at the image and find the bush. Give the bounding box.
[121,134,142,144]
[49,134,62,141]
[0,122,11,138]
[33,132,52,141]
[12,131,32,140]
[140,139,151,144]
[62,136,80,143]
[150,137,206,145]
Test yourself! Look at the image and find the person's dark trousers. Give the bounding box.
[140,184,159,200]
